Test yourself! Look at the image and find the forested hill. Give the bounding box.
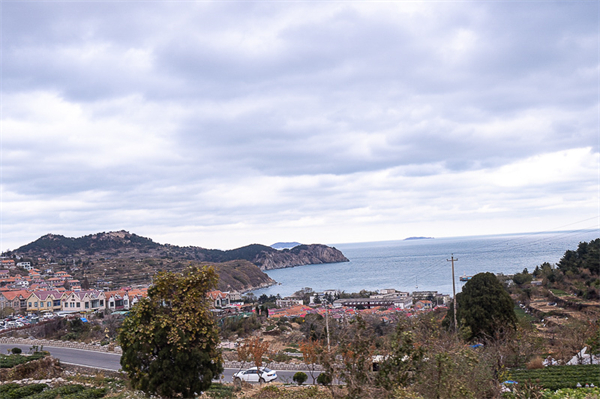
[9,230,349,270]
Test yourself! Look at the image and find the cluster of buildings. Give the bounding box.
[0,287,148,316]
[207,287,450,318]
[0,259,147,316]
[318,288,449,311]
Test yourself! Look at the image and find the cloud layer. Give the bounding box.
[2,1,598,250]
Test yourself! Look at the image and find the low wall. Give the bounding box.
[224,361,323,371]
[61,363,126,379]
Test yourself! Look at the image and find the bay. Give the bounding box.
[252,229,599,298]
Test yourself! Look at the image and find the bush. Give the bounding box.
[6,383,47,398]
[293,372,308,386]
[11,348,22,354]
[526,356,544,369]
[317,373,332,386]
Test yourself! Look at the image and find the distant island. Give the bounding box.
[404,236,434,241]
[271,242,301,249]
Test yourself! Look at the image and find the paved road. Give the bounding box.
[0,344,321,384]
[0,344,121,371]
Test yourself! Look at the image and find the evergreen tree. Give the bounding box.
[118,266,223,398]
[453,272,517,340]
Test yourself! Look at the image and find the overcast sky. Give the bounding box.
[2,1,599,251]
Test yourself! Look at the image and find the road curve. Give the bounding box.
[0,344,320,384]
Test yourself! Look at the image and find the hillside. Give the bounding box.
[9,231,349,271]
[6,231,348,291]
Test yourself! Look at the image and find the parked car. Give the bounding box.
[233,367,277,383]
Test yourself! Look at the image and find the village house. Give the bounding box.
[333,295,413,310]
[371,289,410,299]
[105,291,130,311]
[414,300,433,311]
[54,271,70,279]
[276,298,304,308]
[16,262,32,270]
[393,296,414,309]
[27,290,64,313]
[126,289,147,308]
[207,290,229,308]
[0,276,16,288]
[62,290,106,312]
[226,291,242,302]
[1,290,29,313]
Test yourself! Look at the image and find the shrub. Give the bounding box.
[317,373,332,386]
[6,383,47,398]
[526,356,544,369]
[11,348,21,354]
[293,372,308,386]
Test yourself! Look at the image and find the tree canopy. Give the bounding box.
[453,272,517,340]
[558,238,600,276]
[118,266,223,398]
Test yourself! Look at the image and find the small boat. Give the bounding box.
[459,274,472,282]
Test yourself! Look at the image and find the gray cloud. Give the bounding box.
[2,1,598,250]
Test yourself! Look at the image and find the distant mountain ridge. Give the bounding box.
[271,242,301,249]
[11,230,349,271]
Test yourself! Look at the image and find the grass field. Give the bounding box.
[507,364,600,390]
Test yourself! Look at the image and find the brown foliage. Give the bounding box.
[526,356,544,369]
[238,336,271,369]
[0,356,63,381]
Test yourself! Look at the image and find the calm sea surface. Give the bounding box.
[252,229,599,298]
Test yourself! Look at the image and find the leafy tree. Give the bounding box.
[513,268,533,286]
[558,239,600,275]
[118,266,223,398]
[0,307,14,318]
[317,372,332,386]
[453,272,517,340]
[375,319,424,391]
[293,372,308,385]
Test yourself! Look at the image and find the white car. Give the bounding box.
[233,367,277,383]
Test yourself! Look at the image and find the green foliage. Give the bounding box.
[0,353,46,368]
[118,266,223,398]
[1,383,47,399]
[507,364,600,390]
[513,269,534,286]
[335,316,376,398]
[453,272,517,340]
[558,239,600,276]
[205,383,235,399]
[375,320,424,390]
[10,348,21,355]
[220,314,261,339]
[538,387,600,399]
[0,383,107,399]
[293,372,308,385]
[251,385,332,399]
[316,373,332,386]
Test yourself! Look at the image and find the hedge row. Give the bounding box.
[0,353,47,369]
[507,365,600,390]
[0,384,106,399]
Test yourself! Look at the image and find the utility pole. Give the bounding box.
[447,254,458,332]
[325,303,331,352]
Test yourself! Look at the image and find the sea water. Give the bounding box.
[252,229,599,298]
